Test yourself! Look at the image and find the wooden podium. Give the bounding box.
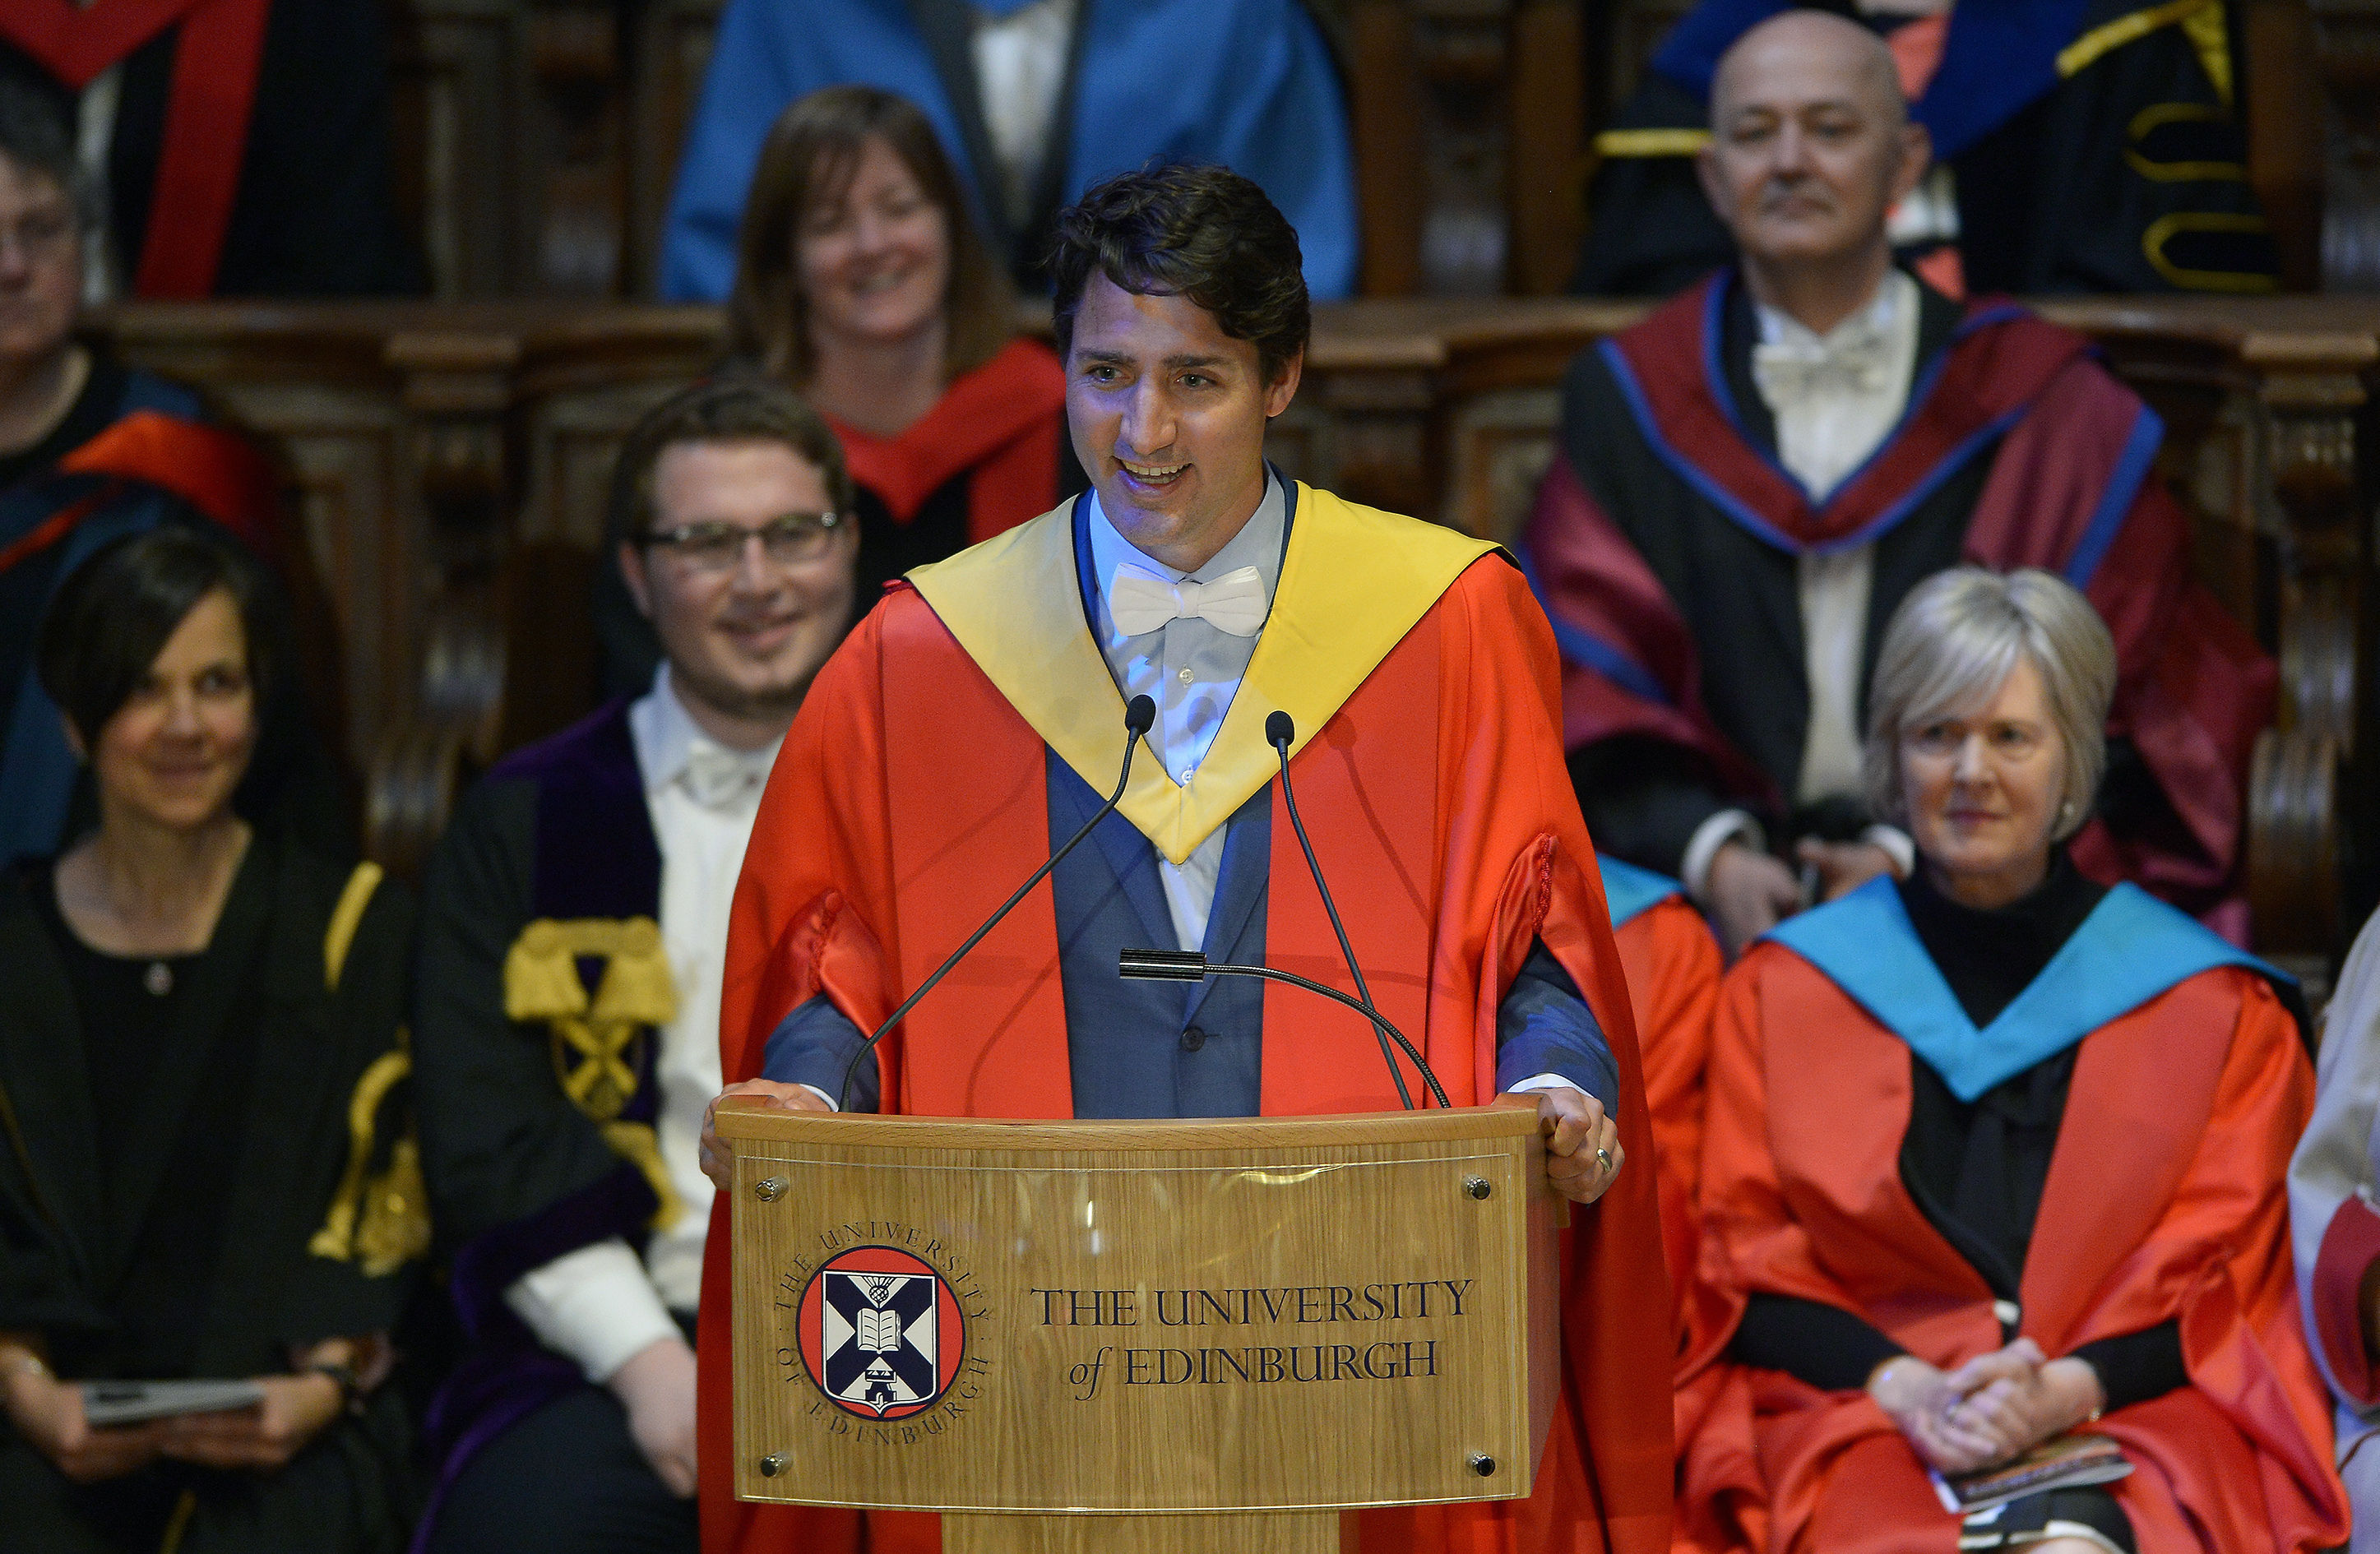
[714,1095,1564,1553]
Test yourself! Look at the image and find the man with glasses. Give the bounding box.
[410,376,859,1554]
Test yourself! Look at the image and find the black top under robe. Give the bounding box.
[1732,854,2187,1411]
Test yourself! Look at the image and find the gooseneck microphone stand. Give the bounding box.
[836,694,1158,1111]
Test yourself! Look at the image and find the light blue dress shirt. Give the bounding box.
[1082,473,1285,950]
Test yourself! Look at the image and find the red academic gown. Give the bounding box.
[698,486,1675,1554]
[1679,946,2345,1553]
[1611,895,1720,1360]
[829,337,1067,548]
[1605,888,1737,1552]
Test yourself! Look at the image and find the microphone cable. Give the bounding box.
[836,693,1157,1110]
[1266,711,1449,1109]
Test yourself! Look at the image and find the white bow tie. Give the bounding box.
[680,742,769,810]
[1751,330,1896,403]
[1107,562,1270,638]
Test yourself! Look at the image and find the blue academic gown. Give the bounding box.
[765,490,1614,1118]
[659,0,1359,302]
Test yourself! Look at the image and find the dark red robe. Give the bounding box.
[1526,273,2273,937]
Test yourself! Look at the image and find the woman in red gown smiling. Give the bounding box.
[725,85,1078,603]
[1681,567,2343,1553]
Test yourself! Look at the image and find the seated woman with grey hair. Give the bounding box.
[1673,567,2342,1554]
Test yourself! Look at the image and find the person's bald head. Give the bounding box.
[1711,10,1907,134]
[1697,7,1929,289]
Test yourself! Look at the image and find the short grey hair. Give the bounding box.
[1861,567,2116,843]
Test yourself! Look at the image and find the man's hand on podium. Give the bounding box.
[1526,1086,1623,1205]
[699,1080,834,1191]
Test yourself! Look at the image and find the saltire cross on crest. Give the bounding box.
[796,1245,967,1420]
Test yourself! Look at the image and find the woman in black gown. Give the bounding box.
[0,527,424,1551]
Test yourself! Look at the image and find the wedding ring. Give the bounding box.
[1595,1147,1614,1172]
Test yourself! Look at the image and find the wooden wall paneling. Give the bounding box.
[1506,1,1588,294]
[2316,0,2380,289]
[525,6,632,297]
[498,309,721,742]
[1350,2,1429,296]
[387,327,519,745]
[1592,0,1691,122]
[2244,0,2327,290]
[2242,333,2373,961]
[1413,0,1516,297]
[389,0,517,298]
[85,296,2380,954]
[1440,386,1560,539]
[629,0,725,297]
[231,386,414,772]
[390,1,649,299]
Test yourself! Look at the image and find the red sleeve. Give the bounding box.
[699,603,905,1554]
[2311,1197,2380,1408]
[1451,557,1679,1554]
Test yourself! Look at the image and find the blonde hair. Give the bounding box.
[1861,567,2115,843]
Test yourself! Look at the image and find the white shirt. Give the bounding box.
[1083,475,1285,950]
[971,0,1077,228]
[503,665,781,1381]
[1682,271,1922,900]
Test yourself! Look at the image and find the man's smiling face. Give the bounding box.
[1065,273,1301,574]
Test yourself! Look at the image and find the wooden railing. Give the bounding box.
[86,295,2380,969]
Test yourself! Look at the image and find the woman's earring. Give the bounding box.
[2059,799,2077,823]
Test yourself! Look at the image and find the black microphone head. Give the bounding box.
[1265,710,1294,751]
[1124,694,1157,735]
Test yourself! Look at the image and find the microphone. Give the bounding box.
[836,694,1157,1110]
[1263,711,1450,1110]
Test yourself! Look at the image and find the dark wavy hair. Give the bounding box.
[725,85,1014,386]
[36,525,277,747]
[1049,164,1309,386]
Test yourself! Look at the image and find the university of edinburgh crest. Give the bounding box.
[798,1246,966,1419]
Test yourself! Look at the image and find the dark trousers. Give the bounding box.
[426,1385,696,1554]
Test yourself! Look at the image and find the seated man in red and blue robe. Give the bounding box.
[1527,9,2271,955]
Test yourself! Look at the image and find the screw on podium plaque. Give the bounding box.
[716,1094,1565,1553]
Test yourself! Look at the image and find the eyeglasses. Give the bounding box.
[639,511,844,571]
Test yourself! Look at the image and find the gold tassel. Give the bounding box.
[590,917,678,1027]
[504,919,590,1021]
[310,1040,424,1272]
[600,1119,683,1232]
[157,1490,197,1554]
[354,1135,432,1278]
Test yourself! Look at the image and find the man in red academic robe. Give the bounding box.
[1526,11,2271,954]
[694,165,1674,1552]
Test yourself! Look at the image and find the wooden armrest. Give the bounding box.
[363,602,507,878]
[2248,724,2341,966]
